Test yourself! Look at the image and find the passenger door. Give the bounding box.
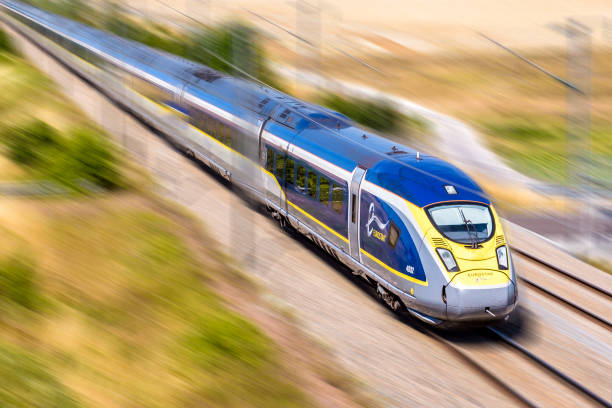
[348,167,367,261]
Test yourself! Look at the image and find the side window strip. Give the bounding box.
[308,171,317,199]
[286,158,295,185]
[319,176,330,205]
[297,165,306,192]
[266,148,274,173]
[275,152,285,181]
[332,184,343,215]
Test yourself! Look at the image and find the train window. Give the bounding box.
[275,153,285,180]
[308,171,317,199]
[388,222,400,249]
[209,118,216,139]
[286,159,295,185]
[297,165,306,192]
[319,176,330,205]
[351,194,357,223]
[205,116,212,135]
[217,122,222,141]
[266,148,275,173]
[225,125,231,146]
[332,184,343,214]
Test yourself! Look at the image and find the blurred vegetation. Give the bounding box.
[0,199,309,407]
[480,116,612,185]
[0,25,323,406]
[0,254,40,311]
[320,93,427,134]
[1,120,125,191]
[0,47,133,190]
[183,23,282,89]
[23,0,282,88]
[0,26,16,54]
[0,342,79,408]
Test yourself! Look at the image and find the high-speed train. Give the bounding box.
[0,0,517,325]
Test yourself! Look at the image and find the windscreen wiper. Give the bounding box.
[459,209,479,249]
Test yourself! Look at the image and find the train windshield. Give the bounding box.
[427,204,494,245]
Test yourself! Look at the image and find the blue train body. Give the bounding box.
[0,0,517,325]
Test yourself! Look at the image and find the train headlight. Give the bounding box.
[496,246,509,270]
[436,248,459,272]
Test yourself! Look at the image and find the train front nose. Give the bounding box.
[444,272,518,322]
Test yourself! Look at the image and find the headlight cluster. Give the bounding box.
[496,246,509,270]
[436,248,459,272]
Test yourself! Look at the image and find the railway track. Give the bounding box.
[512,247,612,328]
[415,247,612,408]
[417,319,611,408]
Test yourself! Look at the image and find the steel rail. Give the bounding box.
[511,246,612,299]
[519,275,612,328]
[414,323,539,408]
[488,328,612,408]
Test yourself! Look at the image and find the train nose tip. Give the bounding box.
[444,275,517,322]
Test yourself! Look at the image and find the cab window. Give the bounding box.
[388,222,400,249]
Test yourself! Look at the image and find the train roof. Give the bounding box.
[4,0,490,207]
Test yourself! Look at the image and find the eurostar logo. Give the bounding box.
[366,203,390,243]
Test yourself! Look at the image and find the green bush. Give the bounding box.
[0,27,15,54]
[179,312,307,408]
[0,342,79,408]
[0,255,39,310]
[183,313,272,371]
[1,121,124,191]
[2,120,61,166]
[321,94,410,133]
[64,128,124,190]
[185,23,281,87]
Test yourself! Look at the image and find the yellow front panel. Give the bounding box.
[407,200,510,287]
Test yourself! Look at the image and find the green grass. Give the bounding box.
[0,341,79,408]
[0,199,309,407]
[580,257,612,275]
[0,254,40,311]
[479,116,612,185]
